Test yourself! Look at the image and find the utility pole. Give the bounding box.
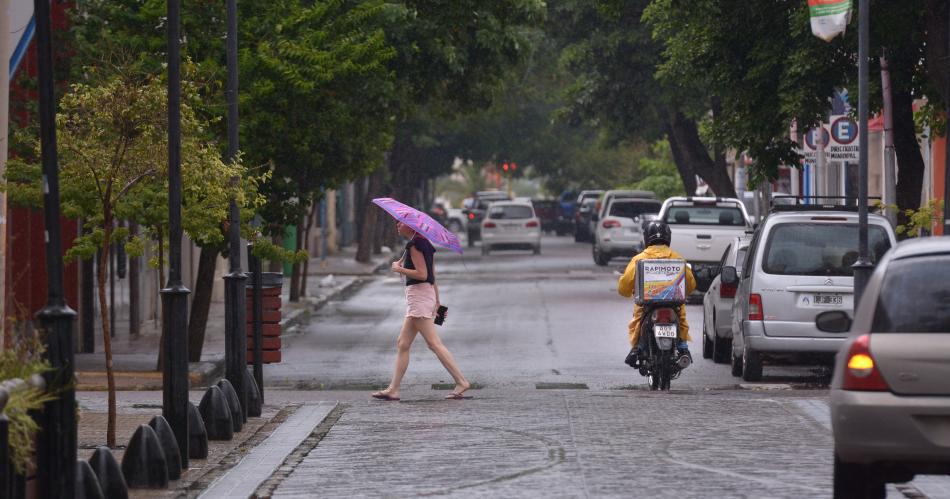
[33,0,78,495]
[163,0,191,467]
[224,0,248,421]
[853,0,873,305]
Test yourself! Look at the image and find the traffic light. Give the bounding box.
[502,163,509,172]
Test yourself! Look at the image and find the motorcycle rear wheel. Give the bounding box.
[659,351,672,390]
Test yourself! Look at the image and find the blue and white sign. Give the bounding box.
[828,115,859,161]
[8,0,35,76]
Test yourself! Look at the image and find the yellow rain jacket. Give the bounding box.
[617,244,697,348]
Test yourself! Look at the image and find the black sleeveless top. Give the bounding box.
[403,237,436,286]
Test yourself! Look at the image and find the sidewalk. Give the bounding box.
[74,245,391,390]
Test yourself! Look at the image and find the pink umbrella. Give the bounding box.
[372,198,463,254]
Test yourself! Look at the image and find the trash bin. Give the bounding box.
[246,272,283,364]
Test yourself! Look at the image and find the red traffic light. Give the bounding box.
[512,162,517,171]
[502,163,509,171]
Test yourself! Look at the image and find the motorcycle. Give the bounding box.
[627,303,691,390]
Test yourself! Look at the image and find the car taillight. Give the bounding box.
[483,222,496,228]
[842,334,889,391]
[602,219,621,229]
[748,293,763,320]
[653,308,675,323]
[720,282,737,299]
[468,213,475,220]
[526,220,539,228]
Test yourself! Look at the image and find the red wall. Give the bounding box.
[6,2,80,332]
[933,137,947,236]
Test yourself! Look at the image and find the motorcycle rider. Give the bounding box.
[617,220,697,366]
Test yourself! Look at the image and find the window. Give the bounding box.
[872,256,950,333]
[488,205,534,219]
[716,245,732,274]
[735,247,748,275]
[742,231,762,279]
[762,223,891,276]
[609,201,661,219]
[665,206,746,226]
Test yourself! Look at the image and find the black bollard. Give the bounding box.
[244,369,262,417]
[75,460,105,499]
[121,424,169,489]
[88,446,128,499]
[216,379,244,431]
[148,416,182,480]
[198,386,233,441]
[187,402,209,459]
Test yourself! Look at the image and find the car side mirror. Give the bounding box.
[720,266,738,285]
[815,310,852,333]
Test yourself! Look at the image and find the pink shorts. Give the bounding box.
[405,283,437,319]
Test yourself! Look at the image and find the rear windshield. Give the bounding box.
[762,223,891,276]
[488,205,534,219]
[665,205,745,226]
[872,256,950,333]
[609,201,661,219]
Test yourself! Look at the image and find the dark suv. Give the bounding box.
[463,191,510,246]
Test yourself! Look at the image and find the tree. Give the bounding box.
[644,0,934,223]
[6,70,241,447]
[550,0,736,197]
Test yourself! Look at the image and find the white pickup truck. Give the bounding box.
[656,197,752,292]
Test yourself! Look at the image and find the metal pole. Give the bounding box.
[853,0,874,306]
[944,0,950,236]
[0,0,10,344]
[162,0,190,467]
[817,125,827,198]
[32,0,78,495]
[880,56,897,227]
[247,244,264,403]
[223,0,247,421]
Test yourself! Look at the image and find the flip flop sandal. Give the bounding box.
[444,392,472,400]
[371,392,400,401]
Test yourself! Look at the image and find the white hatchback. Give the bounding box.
[480,201,542,256]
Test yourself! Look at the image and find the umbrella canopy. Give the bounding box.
[372,198,463,254]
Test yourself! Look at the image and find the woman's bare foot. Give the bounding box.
[445,380,470,399]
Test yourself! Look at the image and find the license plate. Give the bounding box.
[812,293,843,306]
[654,325,677,338]
[502,223,521,230]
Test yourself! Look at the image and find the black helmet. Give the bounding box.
[644,220,672,246]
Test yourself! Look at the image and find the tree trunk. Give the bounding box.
[98,216,117,447]
[128,223,140,337]
[300,202,317,298]
[665,123,699,196]
[891,87,926,230]
[186,246,220,362]
[666,111,738,198]
[289,211,304,302]
[80,224,95,353]
[356,168,384,263]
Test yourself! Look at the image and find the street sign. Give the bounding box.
[801,125,829,163]
[808,0,852,42]
[8,0,34,75]
[828,115,859,161]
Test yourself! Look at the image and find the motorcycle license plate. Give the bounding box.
[654,325,677,338]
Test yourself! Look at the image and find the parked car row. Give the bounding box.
[691,197,950,493]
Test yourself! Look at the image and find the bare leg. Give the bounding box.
[415,317,470,395]
[375,317,417,399]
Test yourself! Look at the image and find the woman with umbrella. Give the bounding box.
[370,199,471,401]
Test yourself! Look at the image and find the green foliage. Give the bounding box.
[894,199,945,238]
[0,334,55,474]
[625,140,685,200]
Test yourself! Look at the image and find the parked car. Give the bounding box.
[817,236,950,497]
[591,197,662,266]
[480,201,542,256]
[574,198,599,242]
[657,196,751,293]
[462,190,510,246]
[700,236,751,363]
[594,189,657,224]
[531,199,560,234]
[556,190,578,235]
[726,203,896,381]
[446,208,467,234]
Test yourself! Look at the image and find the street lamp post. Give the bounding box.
[163,0,191,467]
[853,0,874,305]
[33,0,78,495]
[224,0,248,421]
